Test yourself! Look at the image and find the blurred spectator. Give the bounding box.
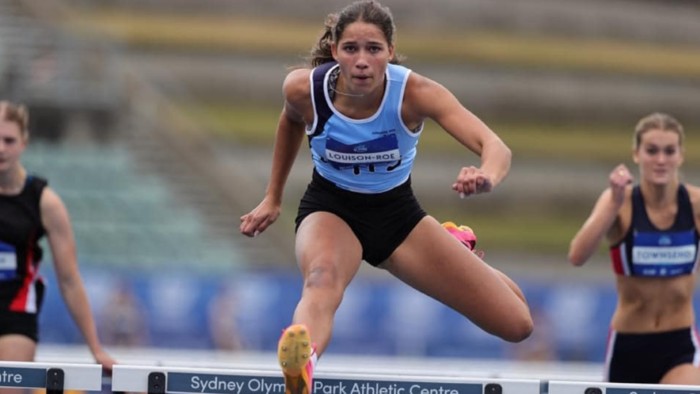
[508,307,557,362]
[100,282,149,347]
[207,284,243,351]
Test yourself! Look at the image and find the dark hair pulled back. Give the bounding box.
[308,0,403,67]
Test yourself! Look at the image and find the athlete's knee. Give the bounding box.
[303,264,345,296]
[500,313,534,343]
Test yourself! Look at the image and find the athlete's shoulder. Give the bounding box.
[284,67,311,83]
[402,69,455,121]
[403,68,449,98]
[39,186,64,211]
[283,68,312,103]
[682,183,700,211]
[387,62,411,74]
[683,183,700,195]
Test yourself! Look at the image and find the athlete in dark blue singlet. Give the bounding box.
[569,112,700,385]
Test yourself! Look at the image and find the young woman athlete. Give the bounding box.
[569,112,700,384]
[240,2,533,393]
[0,101,115,377]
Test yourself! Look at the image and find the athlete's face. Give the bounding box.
[331,21,395,96]
[633,128,683,186]
[0,120,26,174]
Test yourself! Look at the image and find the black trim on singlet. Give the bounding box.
[308,62,337,140]
[632,184,695,231]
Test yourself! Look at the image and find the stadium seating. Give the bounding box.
[22,141,247,272]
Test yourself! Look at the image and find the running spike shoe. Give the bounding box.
[278,324,314,394]
[442,221,477,251]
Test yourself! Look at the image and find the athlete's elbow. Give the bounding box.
[567,248,588,267]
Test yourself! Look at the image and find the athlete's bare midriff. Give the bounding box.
[612,274,696,332]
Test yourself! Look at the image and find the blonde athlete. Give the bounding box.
[0,101,115,373]
[569,113,700,384]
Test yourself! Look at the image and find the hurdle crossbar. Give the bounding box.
[0,361,102,391]
[549,380,700,394]
[113,364,541,394]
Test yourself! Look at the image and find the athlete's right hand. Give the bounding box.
[452,165,493,198]
[609,164,633,206]
[240,197,281,237]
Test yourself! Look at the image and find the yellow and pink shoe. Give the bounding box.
[442,221,478,251]
[278,324,315,394]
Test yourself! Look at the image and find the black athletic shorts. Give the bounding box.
[606,327,700,383]
[0,311,39,342]
[295,169,427,266]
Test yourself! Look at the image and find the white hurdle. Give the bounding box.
[112,364,541,394]
[0,361,102,392]
[549,380,700,394]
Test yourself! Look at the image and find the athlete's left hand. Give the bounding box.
[452,166,493,197]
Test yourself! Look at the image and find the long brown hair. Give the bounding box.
[308,0,403,67]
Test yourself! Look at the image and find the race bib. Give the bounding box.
[325,134,400,170]
[631,230,697,276]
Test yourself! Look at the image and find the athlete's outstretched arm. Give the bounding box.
[240,69,309,237]
[403,73,511,197]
